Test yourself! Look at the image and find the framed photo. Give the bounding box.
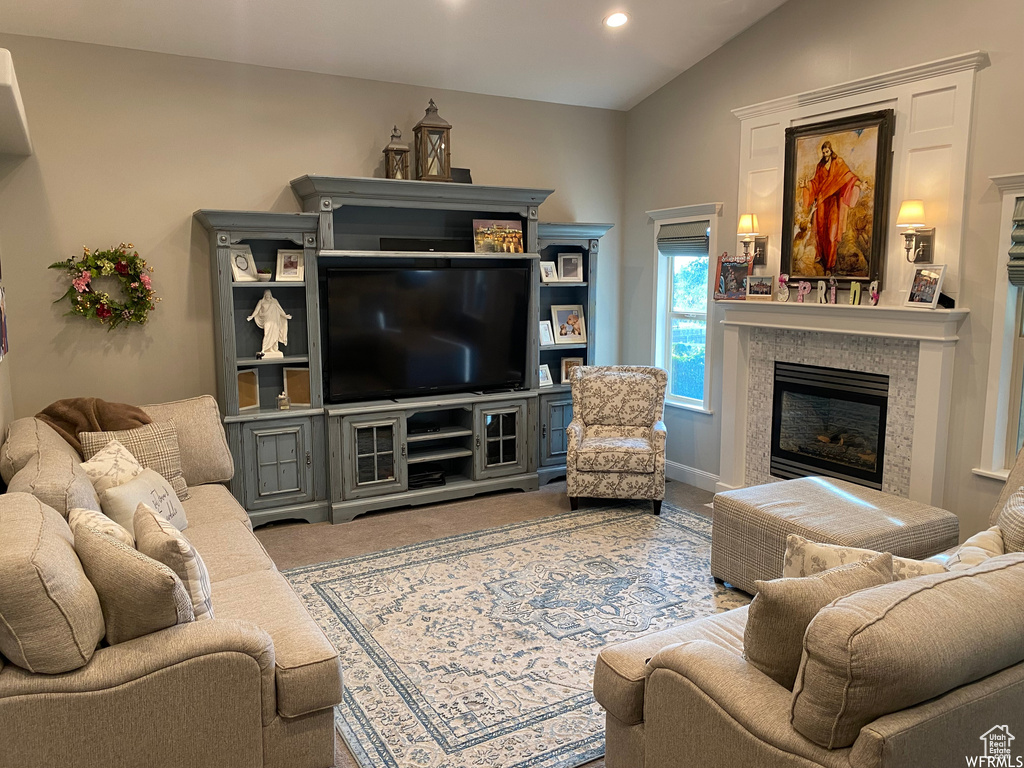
[781,109,895,286]
[746,275,774,301]
[229,245,258,282]
[904,264,946,309]
[713,254,750,300]
[275,249,304,282]
[558,253,584,282]
[283,367,311,407]
[539,320,555,347]
[237,368,260,411]
[551,304,587,344]
[539,364,554,388]
[561,356,583,384]
[473,219,524,253]
[539,261,559,283]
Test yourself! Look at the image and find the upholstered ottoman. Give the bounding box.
[711,477,959,594]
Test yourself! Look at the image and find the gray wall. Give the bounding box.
[621,0,1024,533]
[0,34,625,422]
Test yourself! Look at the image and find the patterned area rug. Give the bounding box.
[285,503,748,768]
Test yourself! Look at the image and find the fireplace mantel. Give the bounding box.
[718,302,970,507]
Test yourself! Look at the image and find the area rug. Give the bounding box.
[285,502,748,768]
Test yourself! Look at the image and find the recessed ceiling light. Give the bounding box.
[604,12,629,27]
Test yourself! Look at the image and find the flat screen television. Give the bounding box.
[324,265,530,402]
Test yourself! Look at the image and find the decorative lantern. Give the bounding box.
[382,125,410,180]
[413,99,452,182]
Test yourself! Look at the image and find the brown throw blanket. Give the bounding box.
[37,397,152,457]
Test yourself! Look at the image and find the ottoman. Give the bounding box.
[711,477,960,594]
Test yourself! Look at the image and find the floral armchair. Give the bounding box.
[567,366,668,514]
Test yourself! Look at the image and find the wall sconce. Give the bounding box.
[896,199,935,263]
[737,213,761,263]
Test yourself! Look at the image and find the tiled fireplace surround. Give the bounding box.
[717,302,970,507]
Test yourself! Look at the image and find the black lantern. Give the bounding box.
[413,99,452,182]
[382,125,410,180]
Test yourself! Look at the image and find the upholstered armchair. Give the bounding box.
[566,366,668,514]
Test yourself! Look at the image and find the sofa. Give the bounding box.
[0,395,343,768]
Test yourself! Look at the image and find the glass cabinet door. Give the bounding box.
[342,415,407,499]
[474,400,528,480]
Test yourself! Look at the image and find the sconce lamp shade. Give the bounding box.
[896,199,926,229]
[737,213,759,237]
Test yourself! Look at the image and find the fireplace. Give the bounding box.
[770,362,889,489]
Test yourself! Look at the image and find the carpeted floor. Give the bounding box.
[256,479,716,768]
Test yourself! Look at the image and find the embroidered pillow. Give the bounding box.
[98,468,188,536]
[783,533,946,581]
[67,507,135,548]
[80,422,189,502]
[134,504,214,621]
[80,439,144,494]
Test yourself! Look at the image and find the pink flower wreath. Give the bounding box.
[49,243,160,329]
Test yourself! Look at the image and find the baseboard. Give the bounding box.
[714,481,743,494]
[665,460,719,493]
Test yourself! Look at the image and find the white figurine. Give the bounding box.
[247,289,291,359]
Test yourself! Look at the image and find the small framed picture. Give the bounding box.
[713,253,750,300]
[539,261,559,283]
[229,245,258,282]
[561,357,583,384]
[904,264,946,309]
[558,253,584,282]
[275,249,304,282]
[551,304,587,344]
[473,219,524,253]
[539,364,554,388]
[237,368,260,411]
[746,275,774,301]
[539,320,555,347]
[283,367,311,407]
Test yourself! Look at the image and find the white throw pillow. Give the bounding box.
[67,507,135,548]
[133,504,214,621]
[946,526,1005,570]
[783,534,946,581]
[98,468,188,536]
[80,439,144,494]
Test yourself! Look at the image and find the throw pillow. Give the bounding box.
[744,552,893,690]
[997,487,1024,552]
[74,525,194,645]
[134,504,214,621]
[67,507,135,548]
[946,526,1005,570]
[79,438,144,494]
[98,468,188,536]
[783,533,946,581]
[80,422,189,502]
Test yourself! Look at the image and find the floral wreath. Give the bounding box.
[49,243,160,329]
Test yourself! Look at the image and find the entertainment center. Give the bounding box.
[198,176,612,524]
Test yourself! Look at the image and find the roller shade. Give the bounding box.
[657,221,710,256]
[1009,196,1024,286]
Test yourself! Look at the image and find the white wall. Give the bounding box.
[622,0,1024,533]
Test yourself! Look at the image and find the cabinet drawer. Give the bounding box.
[241,417,314,510]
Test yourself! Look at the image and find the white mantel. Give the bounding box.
[718,301,969,507]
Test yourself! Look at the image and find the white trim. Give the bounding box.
[991,173,1024,193]
[972,467,1010,482]
[647,202,722,222]
[666,401,714,416]
[665,460,719,493]
[731,51,989,120]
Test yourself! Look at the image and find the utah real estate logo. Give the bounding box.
[967,726,1022,767]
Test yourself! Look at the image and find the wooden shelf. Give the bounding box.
[232,281,306,289]
[541,281,588,287]
[237,356,309,367]
[407,426,474,443]
[540,343,587,351]
[407,447,474,464]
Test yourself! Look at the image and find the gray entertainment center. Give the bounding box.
[197,176,611,525]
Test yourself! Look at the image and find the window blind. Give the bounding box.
[1009,196,1024,286]
[657,221,710,256]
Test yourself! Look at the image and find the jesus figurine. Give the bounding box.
[247,290,291,359]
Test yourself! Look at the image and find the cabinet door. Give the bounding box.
[242,418,314,511]
[474,400,528,480]
[342,414,407,499]
[540,394,573,467]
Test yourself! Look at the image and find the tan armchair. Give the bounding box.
[566,366,668,514]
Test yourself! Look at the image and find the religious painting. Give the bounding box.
[780,110,895,287]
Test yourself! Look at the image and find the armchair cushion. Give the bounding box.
[576,436,656,473]
[576,368,665,427]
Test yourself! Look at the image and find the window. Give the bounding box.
[649,204,720,413]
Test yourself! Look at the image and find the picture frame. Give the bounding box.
[229,245,258,282]
[746,275,775,301]
[561,356,583,384]
[904,264,946,309]
[473,219,524,253]
[557,253,584,282]
[283,367,311,407]
[780,109,896,287]
[237,368,260,411]
[539,364,553,388]
[539,320,555,347]
[551,304,587,344]
[539,261,559,283]
[275,249,304,282]
[713,254,750,300]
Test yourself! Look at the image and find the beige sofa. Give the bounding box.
[0,396,342,768]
